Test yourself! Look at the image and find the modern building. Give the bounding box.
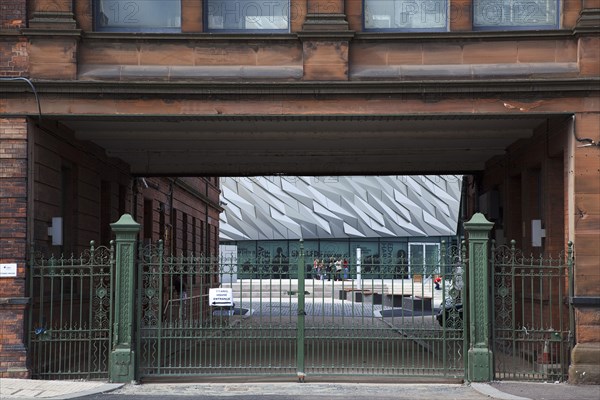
[1,0,598,384]
[219,175,463,272]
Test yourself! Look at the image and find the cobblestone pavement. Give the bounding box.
[91,382,494,400]
[239,298,386,317]
[3,378,600,400]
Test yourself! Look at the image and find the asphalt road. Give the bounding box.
[78,383,493,400]
[488,381,600,400]
[82,396,402,400]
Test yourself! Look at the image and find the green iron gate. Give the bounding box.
[25,213,576,383]
[136,240,467,380]
[491,241,574,381]
[28,242,114,380]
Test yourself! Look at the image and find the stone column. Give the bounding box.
[23,0,80,79]
[575,1,600,77]
[27,0,76,29]
[109,214,140,383]
[464,213,494,382]
[0,118,30,378]
[568,110,600,384]
[299,0,353,81]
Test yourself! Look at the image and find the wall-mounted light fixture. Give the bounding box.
[47,217,63,246]
[532,219,546,247]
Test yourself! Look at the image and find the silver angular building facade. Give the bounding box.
[219,175,463,242]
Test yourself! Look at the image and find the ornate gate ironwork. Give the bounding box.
[24,214,577,383]
[136,240,467,380]
[491,241,574,381]
[28,242,114,380]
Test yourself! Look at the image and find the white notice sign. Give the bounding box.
[209,288,234,307]
[0,263,17,277]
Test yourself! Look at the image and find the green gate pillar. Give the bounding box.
[296,240,306,382]
[464,213,494,382]
[109,214,140,383]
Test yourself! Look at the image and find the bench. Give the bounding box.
[362,292,383,305]
[383,293,411,307]
[402,296,433,311]
[338,289,374,302]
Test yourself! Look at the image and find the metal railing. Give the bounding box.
[491,241,574,381]
[136,240,467,380]
[27,241,114,380]
[24,214,577,383]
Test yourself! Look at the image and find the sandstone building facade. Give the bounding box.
[1,0,599,383]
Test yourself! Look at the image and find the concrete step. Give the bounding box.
[222,280,390,299]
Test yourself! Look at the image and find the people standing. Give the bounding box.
[335,258,342,281]
[326,257,334,281]
[342,258,349,280]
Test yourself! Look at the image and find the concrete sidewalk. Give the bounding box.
[0,379,123,400]
[1,378,599,400]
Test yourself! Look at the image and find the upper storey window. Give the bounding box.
[206,0,289,32]
[364,0,447,31]
[473,0,559,30]
[94,0,181,32]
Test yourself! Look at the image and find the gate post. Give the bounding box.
[464,213,494,382]
[296,239,306,382]
[109,214,140,383]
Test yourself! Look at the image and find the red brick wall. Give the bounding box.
[32,124,131,255]
[0,117,27,296]
[17,124,222,378]
[134,177,221,257]
[0,37,28,77]
[480,119,569,256]
[0,0,27,77]
[0,0,26,30]
[0,117,29,378]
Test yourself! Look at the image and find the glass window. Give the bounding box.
[409,243,440,276]
[321,241,351,260]
[94,0,181,32]
[379,240,408,264]
[364,0,447,31]
[474,0,559,30]
[257,241,288,261]
[206,0,289,32]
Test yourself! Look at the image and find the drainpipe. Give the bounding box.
[169,179,174,255]
[131,178,138,223]
[26,121,35,255]
[205,180,210,255]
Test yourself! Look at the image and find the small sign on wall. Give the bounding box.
[0,263,17,277]
[209,288,233,307]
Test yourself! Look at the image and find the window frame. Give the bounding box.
[472,0,561,31]
[362,0,449,33]
[93,0,182,33]
[408,242,441,276]
[204,0,291,34]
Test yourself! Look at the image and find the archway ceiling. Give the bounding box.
[58,114,560,176]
